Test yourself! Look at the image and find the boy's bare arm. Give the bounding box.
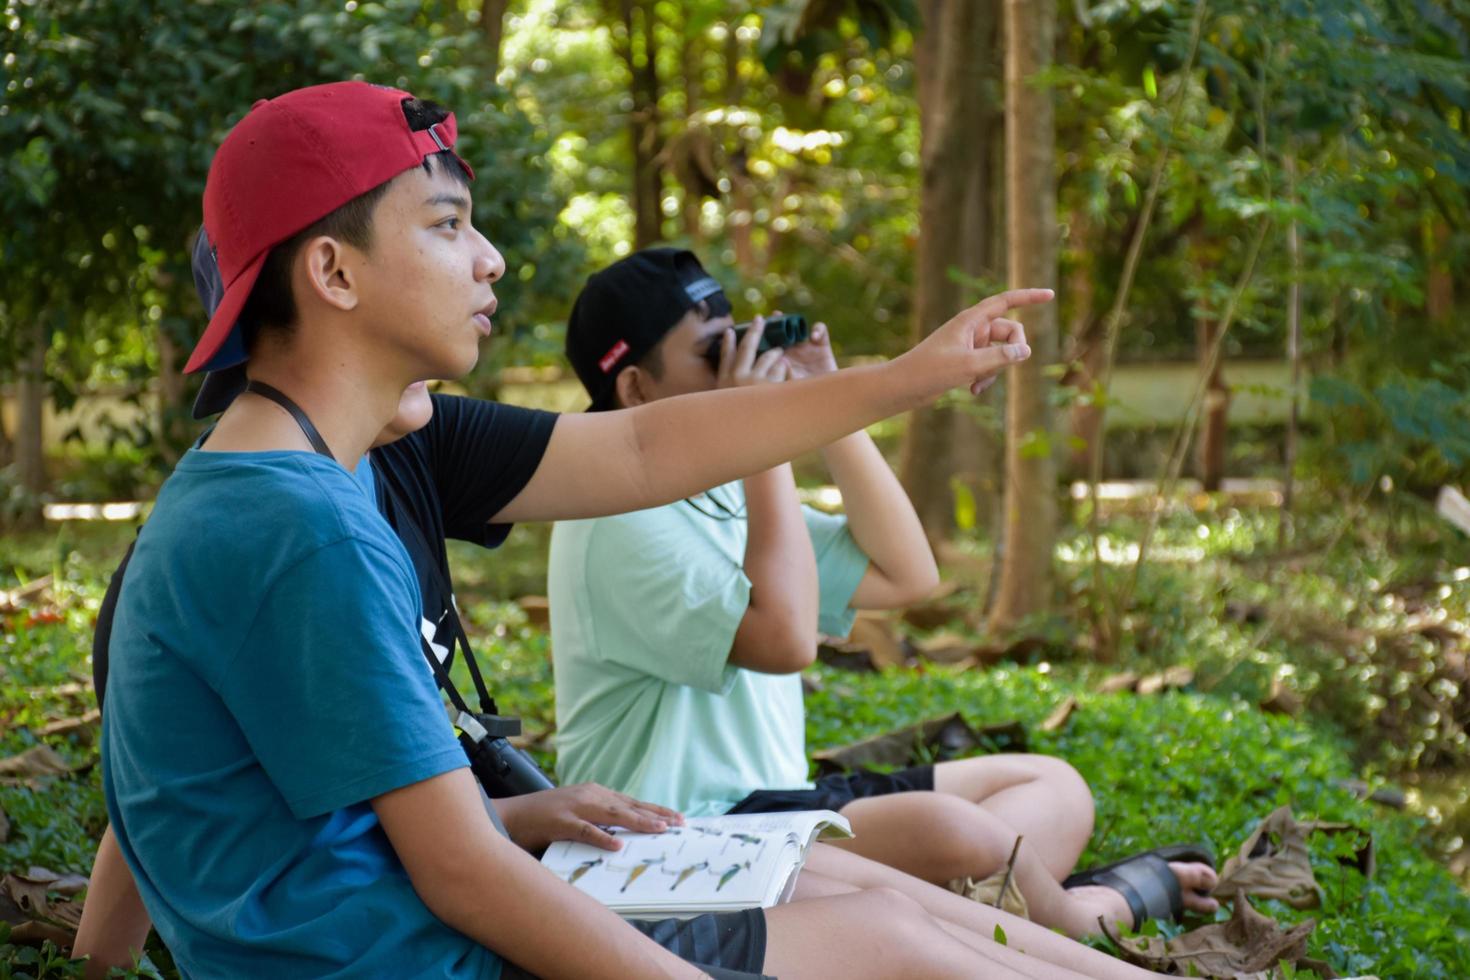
[492,289,1048,523]
[373,767,709,980]
[822,429,940,609]
[73,825,153,980]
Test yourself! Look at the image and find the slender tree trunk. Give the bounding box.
[723,23,755,274]
[899,0,1000,541]
[1063,209,1101,479]
[479,0,509,80]
[16,317,48,500]
[1196,316,1229,491]
[989,0,1059,633]
[679,9,703,241]
[617,0,664,248]
[1280,152,1302,546]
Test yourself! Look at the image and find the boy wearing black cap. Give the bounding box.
[548,249,1220,941]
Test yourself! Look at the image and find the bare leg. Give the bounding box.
[932,754,1094,880]
[796,847,1165,980]
[830,790,1130,937]
[762,888,1096,980]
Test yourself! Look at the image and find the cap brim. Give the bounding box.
[183,249,268,374]
[192,363,248,420]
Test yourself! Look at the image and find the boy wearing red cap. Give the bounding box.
[101,81,1101,979]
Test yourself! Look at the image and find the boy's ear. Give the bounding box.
[613,365,650,408]
[299,236,359,314]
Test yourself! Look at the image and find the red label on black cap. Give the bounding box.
[599,340,630,373]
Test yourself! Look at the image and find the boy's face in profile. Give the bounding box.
[346,162,503,386]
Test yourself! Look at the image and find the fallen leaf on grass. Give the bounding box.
[36,708,101,739]
[0,745,85,780]
[1104,896,1316,978]
[1136,666,1195,695]
[812,713,1028,775]
[914,631,976,665]
[1,867,89,947]
[849,612,909,668]
[1096,672,1140,694]
[1213,806,1374,910]
[1039,696,1079,733]
[948,868,1029,918]
[0,575,54,615]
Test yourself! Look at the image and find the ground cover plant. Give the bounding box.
[2,489,1468,977]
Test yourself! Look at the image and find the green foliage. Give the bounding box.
[1,0,580,430]
[1309,368,1470,490]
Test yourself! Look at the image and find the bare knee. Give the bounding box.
[1024,754,1095,825]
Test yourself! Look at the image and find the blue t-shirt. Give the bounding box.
[101,449,498,979]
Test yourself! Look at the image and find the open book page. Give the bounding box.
[540,810,851,918]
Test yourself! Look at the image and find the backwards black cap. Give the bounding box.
[565,248,730,411]
[189,227,250,419]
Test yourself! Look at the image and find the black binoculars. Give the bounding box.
[703,314,809,369]
[457,710,556,798]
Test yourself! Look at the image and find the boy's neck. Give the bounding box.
[202,327,410,469]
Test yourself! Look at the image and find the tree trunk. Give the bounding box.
[479,0,509,80]
[617,0,664,248]
[1280,152,1302,546]
[15,316,49,500]
[1063,208,1101,479]
[1196,316,1229,492]
[680,9,703,241]
[989,0,1059,633]
[899,0,1001,542]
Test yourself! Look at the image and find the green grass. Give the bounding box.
[3,493,1469,977]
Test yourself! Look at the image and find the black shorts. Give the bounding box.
[498,907,771,980]
[726,765,936,815]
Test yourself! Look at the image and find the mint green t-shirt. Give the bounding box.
[547,482,870,816]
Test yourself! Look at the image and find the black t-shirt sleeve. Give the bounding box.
[422,393,558,548]
[92,540,136,710]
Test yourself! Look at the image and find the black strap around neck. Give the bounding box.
[245,380,334,460]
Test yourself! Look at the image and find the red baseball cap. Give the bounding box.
[185,81,474,374]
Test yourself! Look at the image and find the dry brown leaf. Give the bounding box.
[948,869,1029,918]
[36,708,101,739]
[811,713,1027,775]
[1104,896,1316,978]
[914,630,976,665]
[1137,666,1195,695]
[1213,807,1373,910]
[1039,696,1079,733]
[0,575,53,614]
[0,745,81,779]
[848,612,908,669]
[1097,672,1140,694]
[1,868,88,941]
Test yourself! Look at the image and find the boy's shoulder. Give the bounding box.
[145,449,404,571]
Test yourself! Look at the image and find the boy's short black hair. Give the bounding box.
[239,98,470,345]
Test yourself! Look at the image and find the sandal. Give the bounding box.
[1063,843,1216,929]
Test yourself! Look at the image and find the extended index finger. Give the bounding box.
[973,288,1055,320]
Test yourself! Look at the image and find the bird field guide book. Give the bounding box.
[540,809,853,919]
